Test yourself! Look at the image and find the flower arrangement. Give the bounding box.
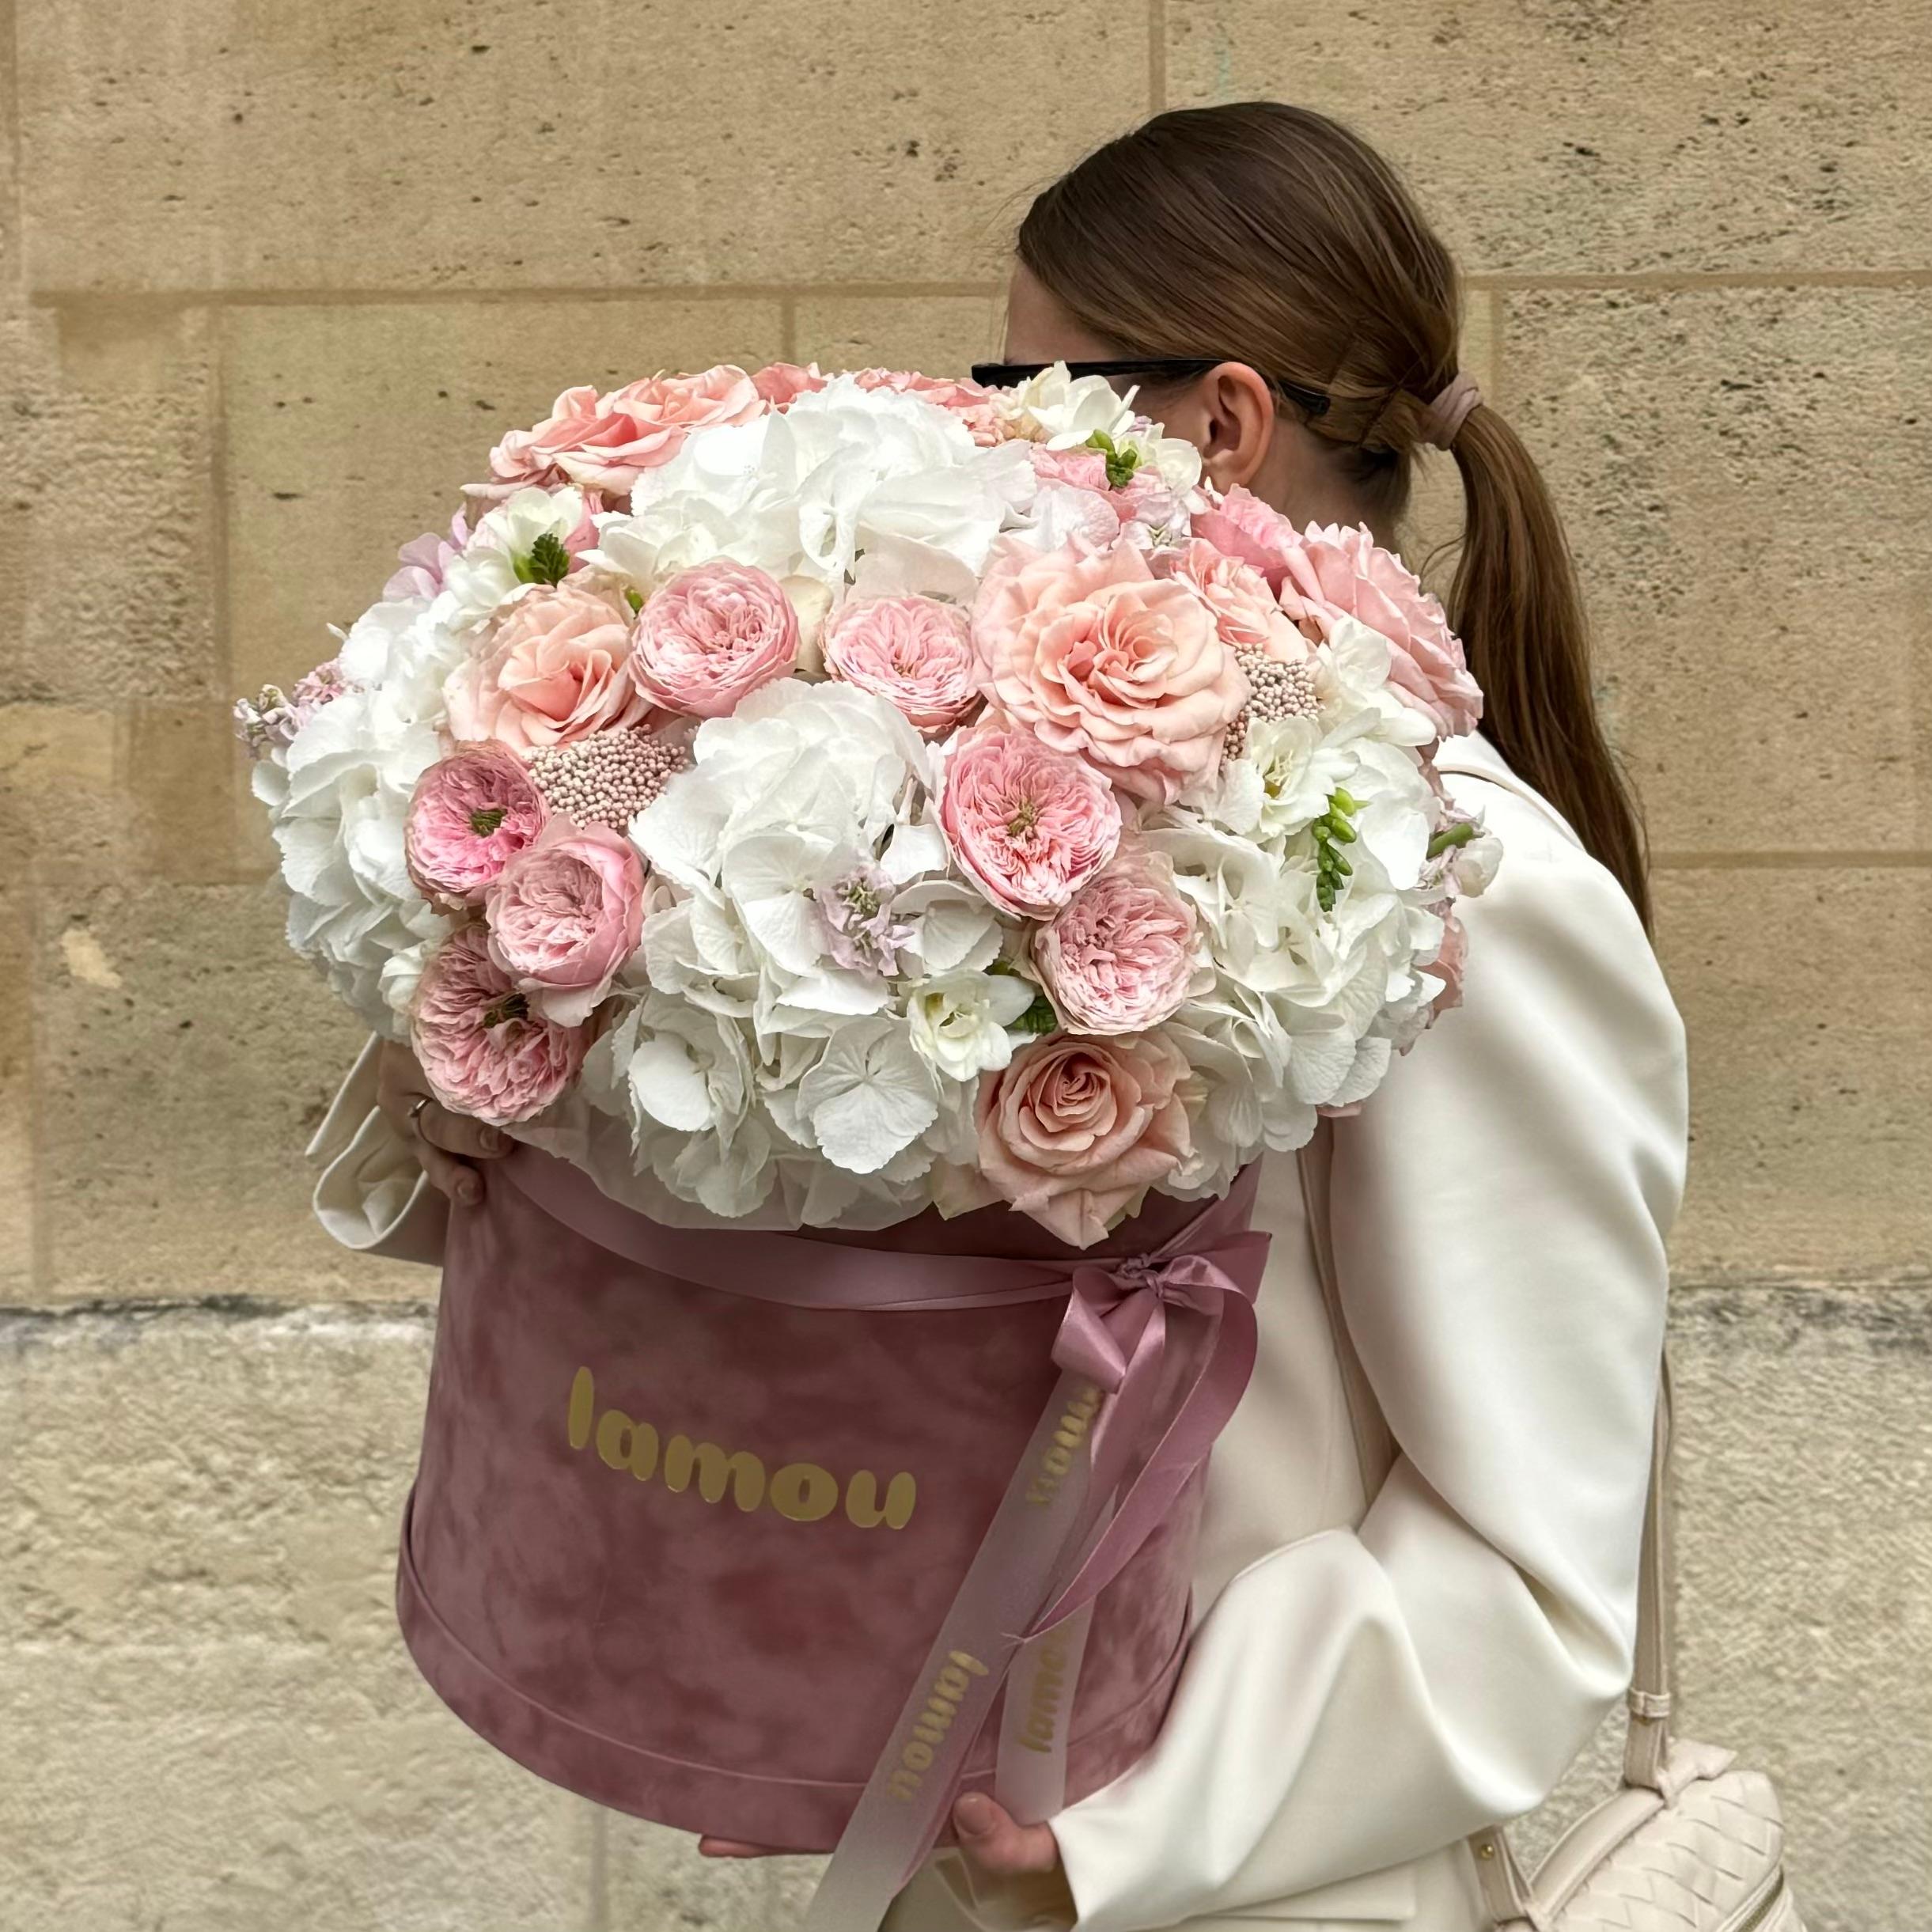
[241,362,1498,1248]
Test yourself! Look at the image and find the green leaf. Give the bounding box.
[514,531,572,586]
[1012,991,1059,1036]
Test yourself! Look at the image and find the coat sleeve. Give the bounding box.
[307,1034,450,1266]
[1048,794,1689,1930]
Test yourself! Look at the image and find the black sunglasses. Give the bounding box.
[968,357,1331,420]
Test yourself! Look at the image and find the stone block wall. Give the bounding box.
[3,5,1926,1926]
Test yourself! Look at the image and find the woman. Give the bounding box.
[311,104,1687,1932]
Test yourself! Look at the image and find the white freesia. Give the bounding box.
[906,970,1036,1081]
[432,486,590,633]
[995,365,1138,449]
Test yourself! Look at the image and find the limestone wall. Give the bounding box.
[2,4,1926,1926]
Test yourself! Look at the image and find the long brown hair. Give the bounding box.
[1017,102,1652,927]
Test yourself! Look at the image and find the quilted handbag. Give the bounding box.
[1300,1131,1805,1932]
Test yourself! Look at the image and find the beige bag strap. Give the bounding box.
[1294,1124,1673,1930]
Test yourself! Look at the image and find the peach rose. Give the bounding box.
[821,594,979,736]
[939,723,1122,919]
[631,560,800,718]
[1276,522,1483,739]
[975,1029,1193,1248]
[972,537,1248,804]
[1035,850,1198,1036]
[853,368,1004,445]
[446,582,653,753]
[1188,485,1303,593]
[1157,539,1307,663]
[750,362,828,408]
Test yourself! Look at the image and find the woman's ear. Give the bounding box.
[1155,362,1280,492]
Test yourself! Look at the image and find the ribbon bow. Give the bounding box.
[1054,1252,1235,1392]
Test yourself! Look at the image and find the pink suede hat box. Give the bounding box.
[397,1139,1268,1923]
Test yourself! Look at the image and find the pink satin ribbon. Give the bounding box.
[497,1150,1269,1932]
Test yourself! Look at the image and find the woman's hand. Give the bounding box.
[698,1793,1062,1883]
[375,1037,511,1204]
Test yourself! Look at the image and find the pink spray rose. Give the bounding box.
[972,537,1248,805]
[445,581,653,753]
[469,366,767,503]
[1157,539,1307,663]
[751,362,829,408]
[1188,485,1305,593]
[975,1029,1194,1248]
[820,594,980,736]
[939,724,1123,919]
[483,816,646,1027]
[631,560,800,718]
[405,743,550,907]
[411,924,587,1126]
[1035,850,1198,1036]
[1275,522,1483,739]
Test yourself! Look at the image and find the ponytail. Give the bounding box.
[1447,406,1653,930]
[1017,100,1657,931]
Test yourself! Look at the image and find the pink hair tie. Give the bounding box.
[1419,370,1482,450]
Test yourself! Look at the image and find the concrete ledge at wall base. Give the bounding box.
[1,1285,1926,1931]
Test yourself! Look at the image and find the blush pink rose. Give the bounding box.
[405,744,550,907]
[446,581,653,752]
[939,724,1122,919]
[1157,539,1307,663]
[972,537,1248,804]
[483,816,646,1027]
[411,924,586,1126]
[632,560,799,718]
[751,362,829,408]
[1035,850,1198,1036]
[1276,522,1483,739]
[975,1029,1193,1248]
[1188,485,1304,593]
[821,595,979,736]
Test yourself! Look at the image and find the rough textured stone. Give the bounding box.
[0,1305,598,1932]
[1669,1284,1932,1925]
[0,307,219,703]
[604,1816,824,1928]
[1496,286,1932,854]
[1656,868,1932,1285]
[32,883,427,1303]
[222,297,785,694]
[1166,1,1932,275]
[0,704,123,884]
[793,293,1003,382]
[21,3,1142,293]
[0,887,32,1299]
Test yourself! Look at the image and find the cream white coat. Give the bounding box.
[308,729,1689,1931]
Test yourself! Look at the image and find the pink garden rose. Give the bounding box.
[1188,485,1304,593]
[975,1029,1193,1248]
[1157,539,1307,662]
[405,743,549,907]
[939,724,1122,919]
[483,816,646,1027]
[469,366,767,503]
[1276,522,1483,739]
[1035,850,1198,1036]
[411,923,586,1126]
[445,581,653,752]
[751,362,828,408]
[972,537,1248,804]
[820,594,979,735]
[632,560,800,718]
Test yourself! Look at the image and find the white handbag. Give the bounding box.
[1299,1131,1805,1932]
